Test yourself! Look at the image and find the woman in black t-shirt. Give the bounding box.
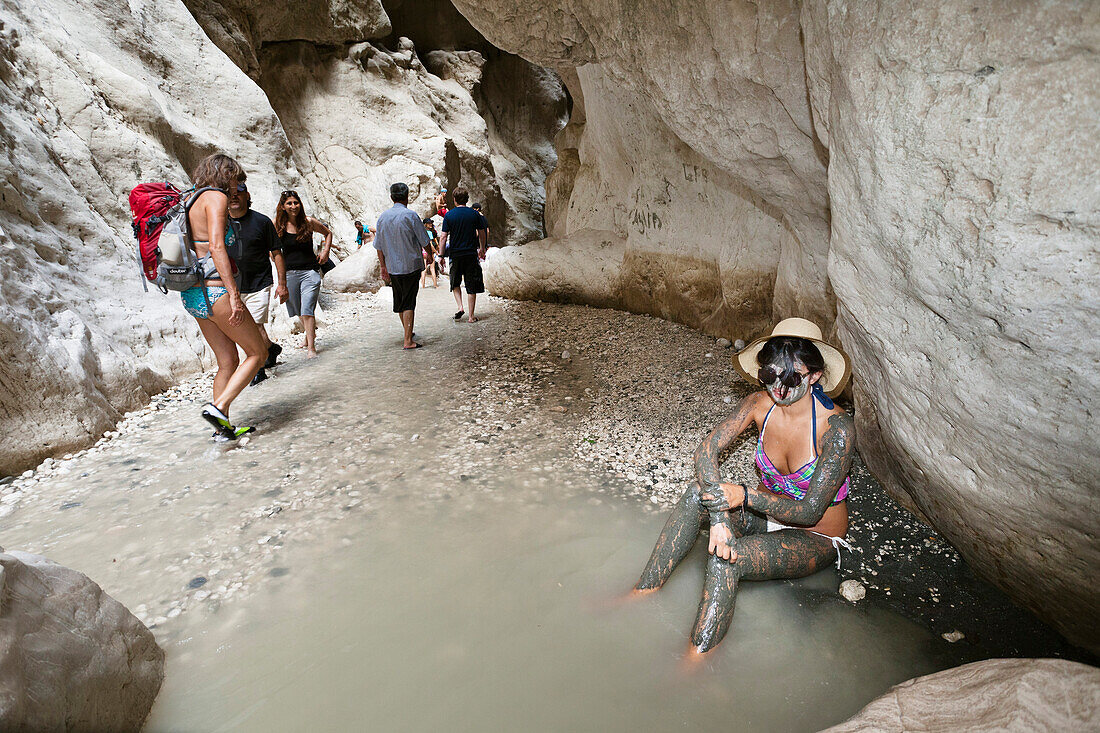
[274,190,332,359]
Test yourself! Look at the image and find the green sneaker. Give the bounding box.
[201,403,235,440]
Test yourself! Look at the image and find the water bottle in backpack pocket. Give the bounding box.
[129,184,233,293]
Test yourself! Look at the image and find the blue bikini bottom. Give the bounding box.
[181,286,227,319]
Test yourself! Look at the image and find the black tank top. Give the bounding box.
[281,229,318,271]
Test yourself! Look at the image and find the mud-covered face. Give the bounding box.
[760,359,818,406]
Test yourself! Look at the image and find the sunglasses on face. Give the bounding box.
[758,366,810,388]
[236,183,248,192]
[282,190,298,198]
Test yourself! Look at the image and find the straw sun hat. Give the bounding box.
[733,318,852,397]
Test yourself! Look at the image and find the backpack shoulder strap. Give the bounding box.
[183,186,223,212]
[180,186,225,246]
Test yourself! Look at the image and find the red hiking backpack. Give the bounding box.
[129,182,183,290]
[128,183,240,296]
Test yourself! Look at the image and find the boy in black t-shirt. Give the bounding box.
[440,187,488,323]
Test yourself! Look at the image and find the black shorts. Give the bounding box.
[449,255,484,294]
[390,271,420,313]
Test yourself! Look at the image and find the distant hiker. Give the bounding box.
[421,217,440,289]
[434,188,449,218]
[184,154,266,441]
[471,202,489,260]
[355,220,368,249]
[374,182,430,349]
[229,182,287,385]
[427,218,447,276]
[440,187,488,323]
[274,190,333,359]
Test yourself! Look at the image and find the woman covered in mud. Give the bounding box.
[632,318,855,660]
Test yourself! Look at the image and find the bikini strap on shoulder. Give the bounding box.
[760,403,776,436]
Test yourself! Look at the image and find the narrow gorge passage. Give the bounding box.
[1,0,1097,728]
[4,287,978,731]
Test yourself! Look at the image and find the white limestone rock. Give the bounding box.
[0,551,164,731]
[257,38,564,256]
[452,0,832,329]
[822,658,1100,732]
[839,579,865,603]
[326,245,383,294]
[484,63,795,339]
[818,0,1100,655]
[485,230,628,308]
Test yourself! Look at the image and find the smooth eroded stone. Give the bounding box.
[0,551,164,731]
[822,658,1100,732]
[454,0,833,331]
[821,0,1100,653]
[325,246,383,294]
[838,579,865,602]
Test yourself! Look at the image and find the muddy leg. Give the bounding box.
[688,529,837,653]
[730,504,768,539]
[634,484,708,591]
[689,553,741,652]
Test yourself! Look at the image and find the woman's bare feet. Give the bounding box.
[589,586,659,612]
[307,349,318,359]
[467,316,479,323]
[678,646,711,675]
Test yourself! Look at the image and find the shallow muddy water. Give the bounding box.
[3,289,948,731]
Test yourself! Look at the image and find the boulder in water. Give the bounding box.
[822,658,1100,732]
[0,550,164,731]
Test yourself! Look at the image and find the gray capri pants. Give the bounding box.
[286,268,321,317]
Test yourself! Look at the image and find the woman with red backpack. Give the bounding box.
[183,154,266,440]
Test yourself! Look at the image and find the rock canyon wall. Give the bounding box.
[452,0,1100,652]
[0,0,565,474]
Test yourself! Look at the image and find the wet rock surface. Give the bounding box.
[0,550,164,732]
[823,658,1100,732]
[2,290,1089,670]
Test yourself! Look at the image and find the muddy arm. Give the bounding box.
[693,393,761,488]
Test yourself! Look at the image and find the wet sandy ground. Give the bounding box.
[0,285,1089,727]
